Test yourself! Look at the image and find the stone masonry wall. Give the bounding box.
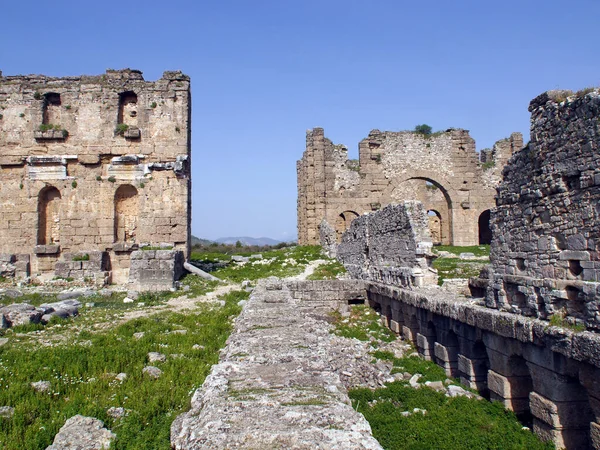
[128,249,185,291]
[0,69,191,286]
[297,127,522,247]
[488,88,600,329]
[337,201,437,287]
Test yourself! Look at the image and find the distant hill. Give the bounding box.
[191,235,215,246]
[215,236,282,246]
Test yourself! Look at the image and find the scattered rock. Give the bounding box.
[192,344,205,351]
[148,352,166,363]
[31,381,51,393]
[0,338,8,347]
[142,366,162,379]
[425,380,445,391]
[171,329,187,335]
[133,332,145,340]
[0,289,22,299]
[123,297,134,304]
[0,406,14,418]
[1,303,42,328]
[459,252,476,260]
[46,415,115,450]
[115,373,127,382]
[127,291,140,300]
[231,256,249,263]
[106,407,125,419]
[446,384,472,398]
[409,374,422,388]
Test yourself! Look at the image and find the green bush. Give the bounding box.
[414,124,432,136]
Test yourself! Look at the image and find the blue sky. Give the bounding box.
[2,0,599,241]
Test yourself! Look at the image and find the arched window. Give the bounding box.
[114,185,139,243]
[38,186,61,245]
[478,209,492,244]
[427,210,442,245]
[335,210,360,242]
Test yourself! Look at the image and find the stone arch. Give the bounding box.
[37,186,61,245]
[427,209,443,245]
[478,209,492,244]
[335,210,359,242]
[388,175,454,245]
[118,91,138,128]
[114,185,139,243]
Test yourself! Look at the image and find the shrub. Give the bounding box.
[115,123,129,136]
[72,254,89,261]
[150,102,157,109]
[414,124,432,136]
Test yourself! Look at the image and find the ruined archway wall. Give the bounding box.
[489,88,600,327]
[0,70,192,273]
[297,127,517,246]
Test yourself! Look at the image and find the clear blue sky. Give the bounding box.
[2,0,599,241]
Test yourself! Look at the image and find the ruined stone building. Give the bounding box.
[483,88,600,330]
[0,69,191,289]
[297,127,522,246]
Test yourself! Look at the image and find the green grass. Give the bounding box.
[0,289,249,450]
[432,245,490,257]
[431,245,490,285]
[330,304,396,344]
[191,245,325,282]
[350,383,553,450]
[373,350,447,383]
[548,314,585,332]
[306,260,346,280]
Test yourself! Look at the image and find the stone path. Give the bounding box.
[171,278,383,449]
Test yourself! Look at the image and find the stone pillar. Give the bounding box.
[487,369,532,415]
[416,329,436,361]
[458,354,488,391]
[527,363,592,449]
[580,364,600,449]
[434,342,458,377]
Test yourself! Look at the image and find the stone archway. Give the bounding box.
[478,209,492,244]
[335,210,359,242]
[427,210,443,245]
[390,176,454,245]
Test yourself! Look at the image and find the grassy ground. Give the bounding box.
[0,289,249,450]
[191,245,327,282]
[306,260,346,280]
[432,245,490,285]
[331,305,553,450]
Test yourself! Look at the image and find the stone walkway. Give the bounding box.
[171,278,383,449]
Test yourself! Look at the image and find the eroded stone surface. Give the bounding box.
[46,415,115,450]
[171,279,383,449]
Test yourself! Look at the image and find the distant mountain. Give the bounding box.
[215,236,282,246]
[191,235,215,246]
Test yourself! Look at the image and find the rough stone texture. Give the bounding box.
[337,201,437,287]
[0,299,80,328]
[297,127,521,246]
[486,88,600,329]
[0,69,191,287]
[319,219,337,257]
[128,249,184,291]
[46,415,115,450]
[366,280,600,449]
[171,279,383,449]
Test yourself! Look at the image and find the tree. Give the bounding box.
[414,124,432,136]
[235,240,243,248]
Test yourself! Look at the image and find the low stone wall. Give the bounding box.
[365,281,600,449]
[128,249,184,291]
[171,279,383,449]
[337,201,437,287]
[0,254,30,280]
[54,252,109,285]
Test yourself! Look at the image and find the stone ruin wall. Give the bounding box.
[297,126,522,247]
[486,88,600,329]
[0,69,191,287]
[336,201,437,287]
